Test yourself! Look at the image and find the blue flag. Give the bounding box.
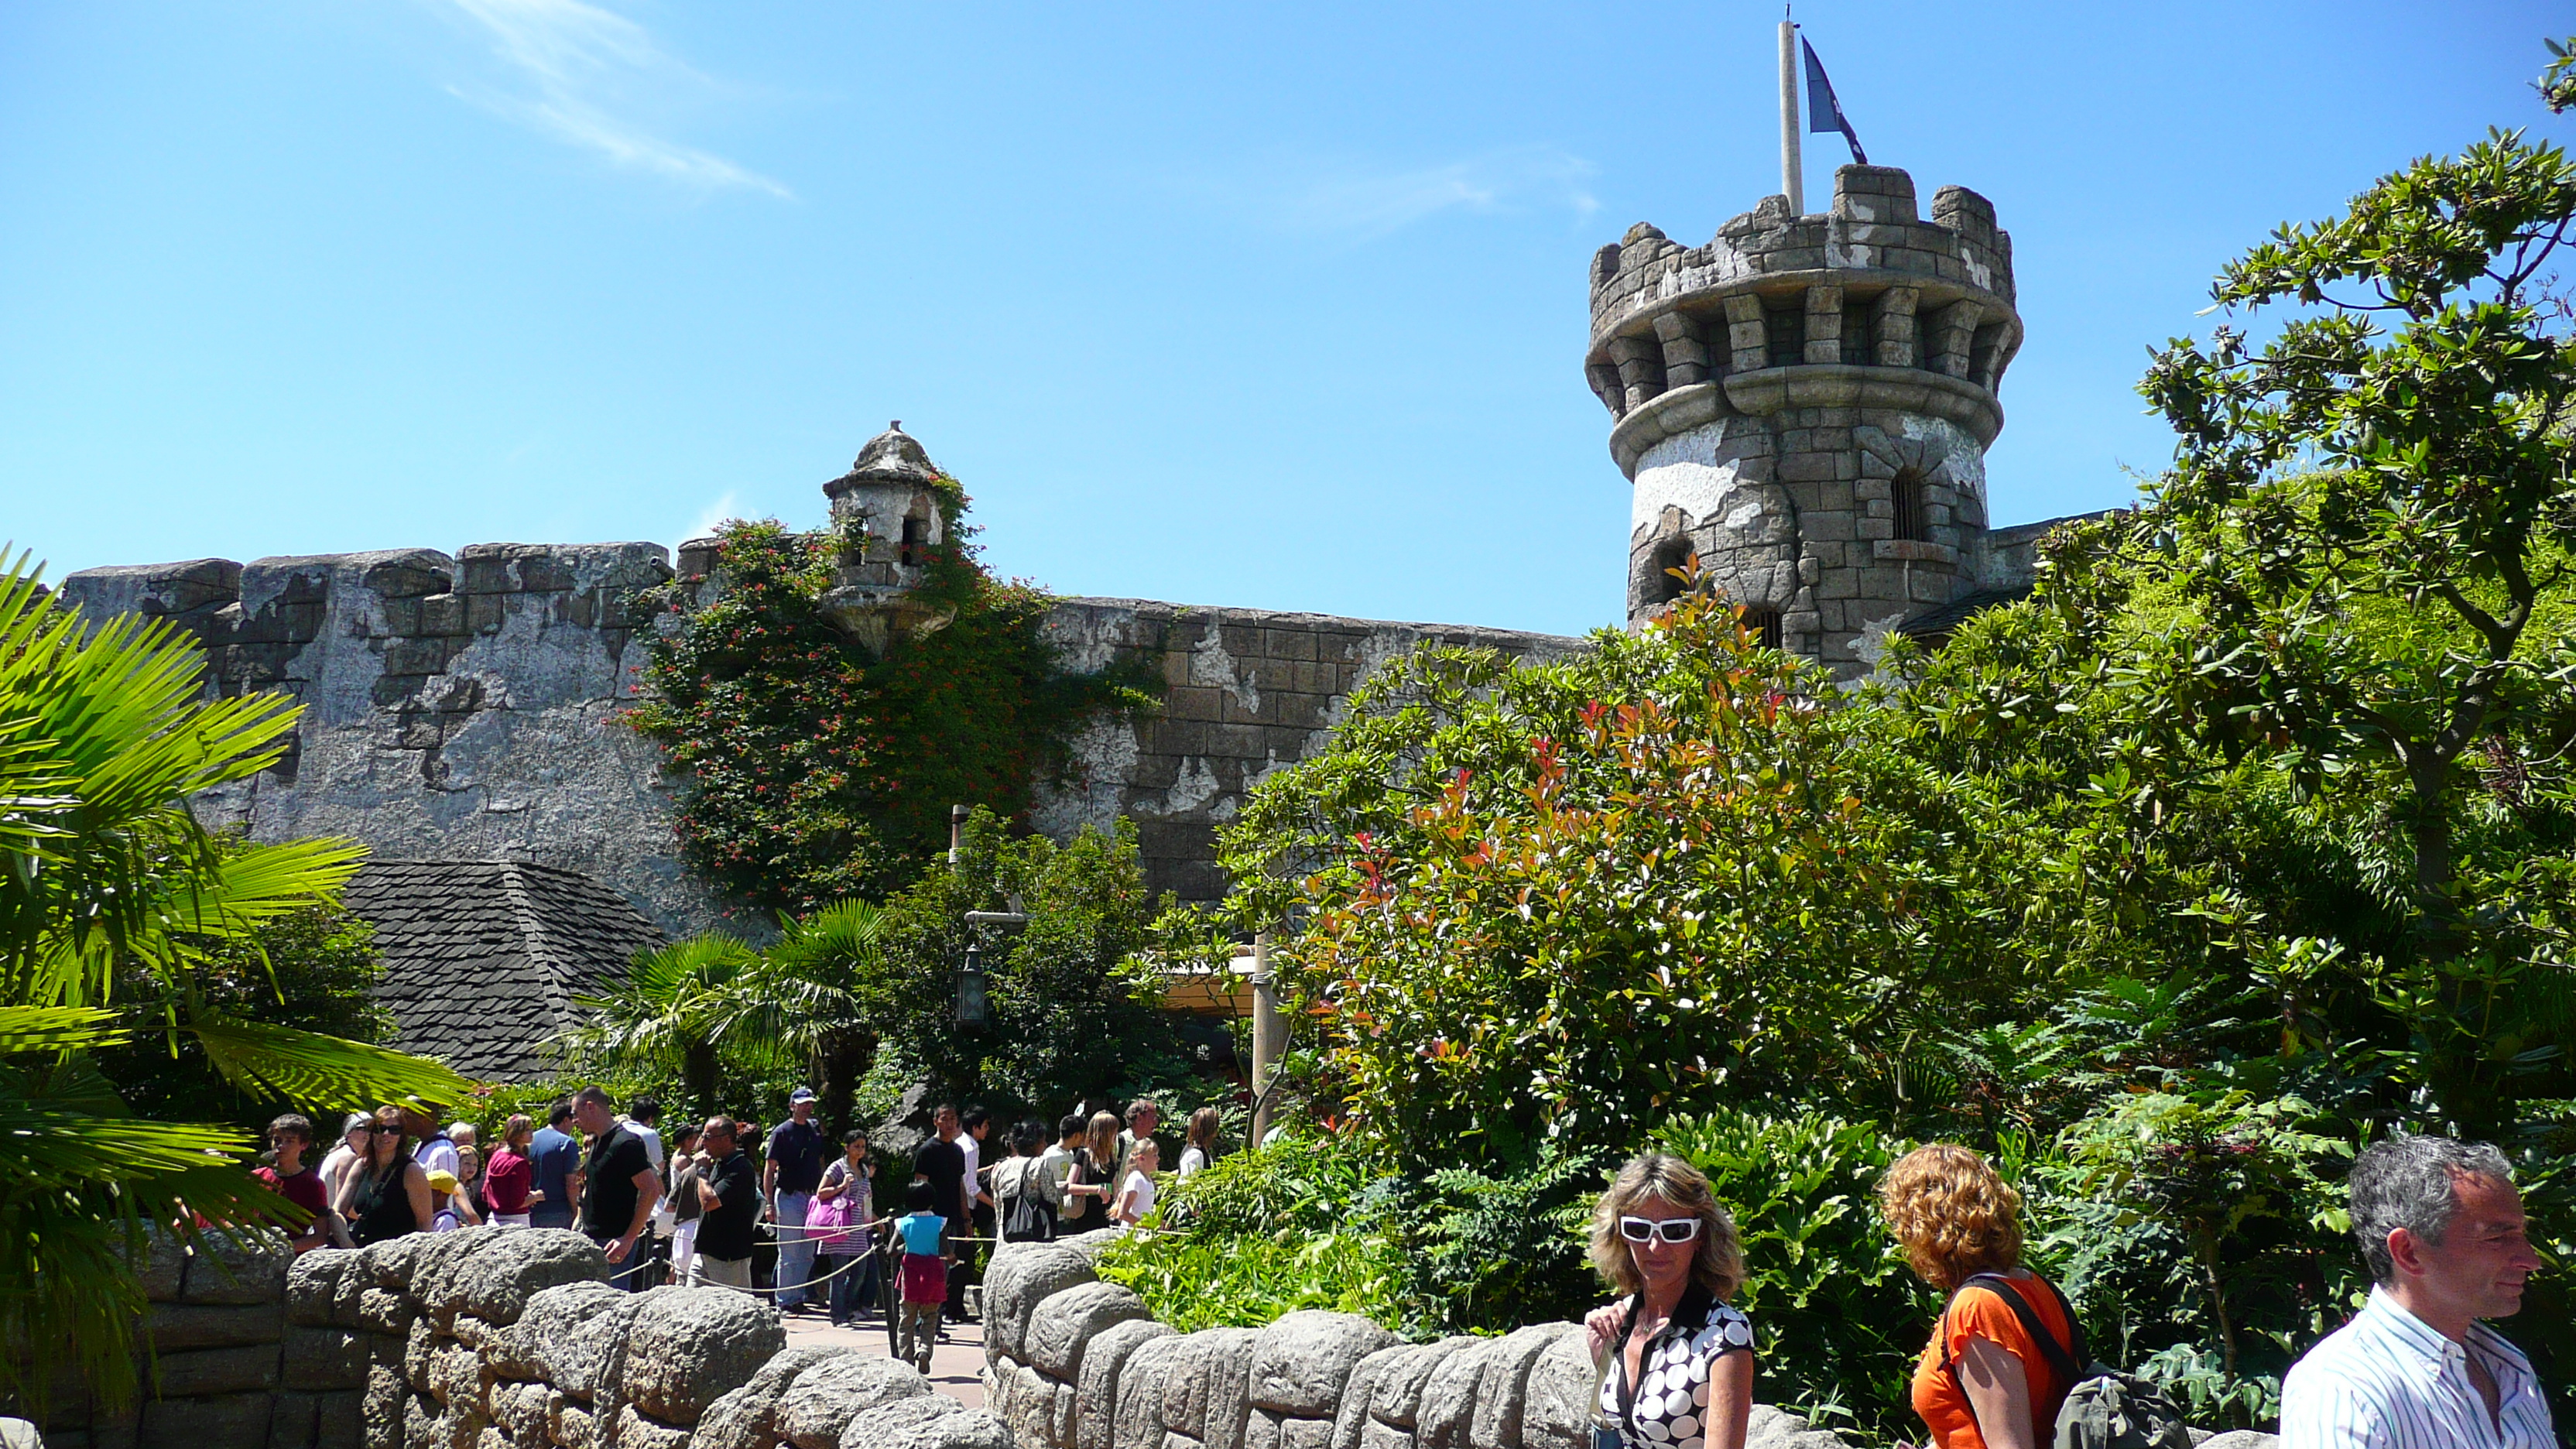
[1802,38,1868,165]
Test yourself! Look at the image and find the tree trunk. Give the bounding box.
[2402,746,2509,1136]
[814,1029,876,1137]
[684,1041,721,1122]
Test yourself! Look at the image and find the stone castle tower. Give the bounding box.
[1587,163,2039,675]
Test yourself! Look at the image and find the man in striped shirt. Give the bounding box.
[2281,1135,2552,1448]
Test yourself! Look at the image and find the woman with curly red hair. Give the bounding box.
[1879,1144,2078,1449]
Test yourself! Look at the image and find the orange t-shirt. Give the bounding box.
[1910,1274,2078,1449]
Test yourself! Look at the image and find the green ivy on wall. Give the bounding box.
[626,482,1154,916]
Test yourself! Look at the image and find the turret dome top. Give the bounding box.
[831,421,941,494]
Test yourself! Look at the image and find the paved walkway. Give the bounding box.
[780,1305,988,1409]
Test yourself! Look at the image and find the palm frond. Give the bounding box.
[0,1004,127,1053]
[190,1018,470,1112]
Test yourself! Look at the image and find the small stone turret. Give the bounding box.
[1587,164,2024,674]
[820,421,957,653]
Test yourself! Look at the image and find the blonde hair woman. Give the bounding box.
[1578,1153,1755,1449]
[1178,1107,1221,1178]
[1879,1144,2079,1449]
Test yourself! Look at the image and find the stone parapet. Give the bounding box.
[34,1229,1002,1449]
[1027,601,1587,904]
[1586,166,2018,422]
[977,1234,2277,1449]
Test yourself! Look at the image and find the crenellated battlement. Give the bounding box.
[1587,163,2042,673]
[1584,165,2021,464]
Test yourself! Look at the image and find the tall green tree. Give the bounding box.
[0,555,466,1413]
[2131,84,2576,1135]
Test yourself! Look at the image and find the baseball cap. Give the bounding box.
[789,1087,817,1104]
[426,1169,461,1194]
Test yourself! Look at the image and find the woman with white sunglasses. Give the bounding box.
[1581,1153,1756,1449]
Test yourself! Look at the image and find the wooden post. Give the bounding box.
[1779,15,1804,215]
[1249,931,1283,1147]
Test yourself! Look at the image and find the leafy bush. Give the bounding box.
[1653,1108,1931,1443]
[95,875,395,1133]
[627,503,1152,917]
[1094,1225,1412,1335]
[1097,1131,1414,1333]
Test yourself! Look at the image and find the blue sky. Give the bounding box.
[4,2,2567,638]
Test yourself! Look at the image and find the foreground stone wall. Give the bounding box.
[60,554,1588,934]
[981,1233,2282,1449]
[977,1235,1845,1449]
[34,1231,1002,1449]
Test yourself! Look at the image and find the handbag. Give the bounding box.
[1588,1302,1635,1449]
[805,1188,861,1255]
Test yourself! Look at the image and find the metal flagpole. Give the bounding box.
[1778,9,1803,214]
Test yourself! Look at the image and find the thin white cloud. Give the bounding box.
[1220,146,1600,241]
[437,0,790,198]
[680,490,741,550]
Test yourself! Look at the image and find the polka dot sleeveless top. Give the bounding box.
[1598,1293,1756,1449]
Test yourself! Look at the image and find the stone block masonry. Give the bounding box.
[60,555,1585,941]
[29,1227,2277,1449]
[33,1227,1005,1449]
[974,1235,2276,1449]
[60,546,719,940]
[1026,601,1586,905]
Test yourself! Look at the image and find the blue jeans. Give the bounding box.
[825,1250,880,1321]
[587,1230,651,1293]
[772,1192,814,1307]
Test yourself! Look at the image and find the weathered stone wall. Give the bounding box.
[33,1229,1003,1449]
[59,557,1588,935]
[980,1234,2283,1449]
[1026,602,1587,904]
[59,547,718,939]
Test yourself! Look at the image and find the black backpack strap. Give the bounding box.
[1945,1273,2085,1386]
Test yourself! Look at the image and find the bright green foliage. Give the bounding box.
[0,554,467,1415]
[865,809,1187,1116]
[1094,1223,1413,1335]
[1248,592,2016,1168]
[560,811,1195,1132]
[2042,1091,2354,1429]
[1096,1132,1413,1334]
[2132,107,2576,1136]
[560,932,764,1121]
[1652,1110,1930,1442]
[94,873,394,1133]
[627,502,1153,917]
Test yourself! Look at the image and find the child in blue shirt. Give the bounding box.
[893,1180,951,1372]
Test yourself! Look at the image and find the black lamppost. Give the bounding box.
[957,907,1026,1029]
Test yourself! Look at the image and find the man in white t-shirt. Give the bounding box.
[405,1104,461,1179]
[621,1096,670,1286]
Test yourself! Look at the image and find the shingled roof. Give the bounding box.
[1897,586,2033,646]
[341,860,667,1082]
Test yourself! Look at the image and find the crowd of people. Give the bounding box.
[247,1087,1221,1374]
[250,1095,2546,1446]
[1580,1131,2548,1449]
